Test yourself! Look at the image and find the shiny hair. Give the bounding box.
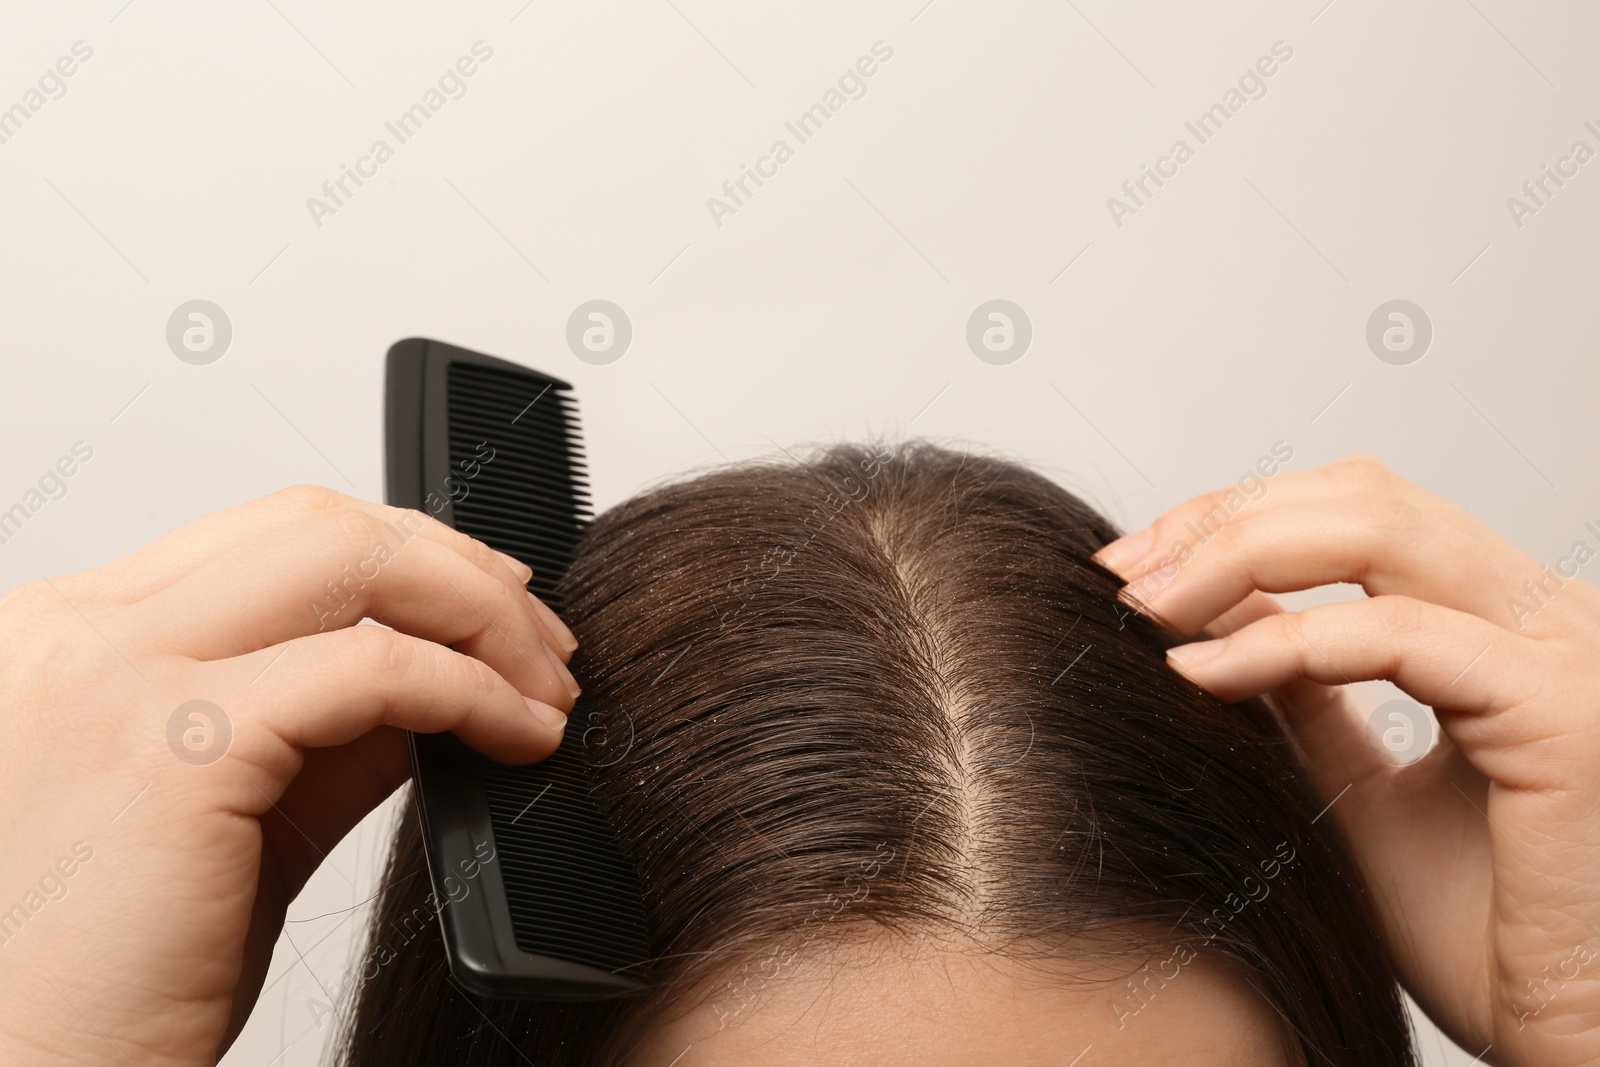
[336,440,1416,1066]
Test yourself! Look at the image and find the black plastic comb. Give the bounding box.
[383,338,650,999]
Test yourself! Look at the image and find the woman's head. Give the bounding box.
[339,440,1415,1065]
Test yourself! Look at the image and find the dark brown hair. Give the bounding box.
[335,440,1416,1066]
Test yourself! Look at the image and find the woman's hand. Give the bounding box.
[0,485,579,1066]
[1095,455,1600,1067]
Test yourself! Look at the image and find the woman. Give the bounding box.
[0,445,1596,1066]
[338,440,1409,1066]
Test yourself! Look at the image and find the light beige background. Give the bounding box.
[1,1,1595,1064]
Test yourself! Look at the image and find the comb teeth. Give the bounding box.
[443,359,651,979]
[483,741,652,974]
[447,363,592,611]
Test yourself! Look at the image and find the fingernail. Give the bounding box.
[1096,526,1153,577]
[493,549,534,582]
[544,641,581,700]
[1167,639,1225,671]
[525,697,567,733]
[529,592,579,655]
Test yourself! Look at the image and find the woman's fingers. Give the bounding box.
[1115,499,1521,636]
[126,505,580,711]
[1167,594,1530,712]
[225,626,568,765]
[57,484,369,604]
[525,586,578,659]
[339,497,576,661]
[70,485,577,661]
[1187,589,1391,781]
[1195,587,1285,639]
[1098,456,1562,638]
[1165,595,1570,785]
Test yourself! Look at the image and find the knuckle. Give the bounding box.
[1183,487,1236,530]
[276,483,345,512]
[347,626,415,678]
[1160,492,1236,558]
[462,535,503,572]
[422,519,500,573]
[1346,455,1430,507]
[483,572,522,617]
[1209,510,1260,556]
[430,641,502,706]
[342,629,502,705]
[461,656,506,703]
[384,506,498,569]
[1326,454,1394,496]
[1265,611,1304,648]
[320,505,385,552]
[387,505,438,538]
[1344,453,1392,478]
[1372,594,1426,638]
[1364,493,1427,542]
[460,587,522,651]
[414,510,494,569]
[1196,497,1237,534]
